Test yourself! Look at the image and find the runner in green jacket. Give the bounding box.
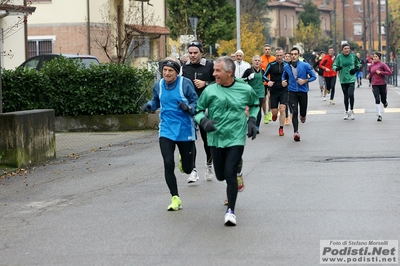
[333,43,361,120]
[195,56,259,226]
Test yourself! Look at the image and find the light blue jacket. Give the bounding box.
[282,61,316,93]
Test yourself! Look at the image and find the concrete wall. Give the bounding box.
[0,109,56,168]
[55,112,160,132]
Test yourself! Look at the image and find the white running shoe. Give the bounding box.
[224,208,236,226]
[205,163,214,181]
[187,170,199,183]
[344,111,349,120]
[349,110,355,120]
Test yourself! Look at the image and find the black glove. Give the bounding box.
[335,66,342,71]
[200,117,217,133]
[349,68,357,75]
[247,117,257,140]
[178,101,191,114]
[141,103,151,112]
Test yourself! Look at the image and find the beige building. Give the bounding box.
[0,1,36,69]
[27,0,169,67]
[267,0,332,52]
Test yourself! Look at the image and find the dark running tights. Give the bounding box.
[211,146,244,212]
[256,98,264,127]
[324,76,336,100]
[159,137,194,197]
[341,83,355,111]
[288,91,308,133]
[372,85,387,105]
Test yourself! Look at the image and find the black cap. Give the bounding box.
[187,40,203,53]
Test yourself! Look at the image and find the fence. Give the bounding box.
[386,62,398,87]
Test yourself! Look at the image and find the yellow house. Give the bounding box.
[26,0,169,67]
[0,0,36,69]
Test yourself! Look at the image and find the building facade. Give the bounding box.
[27,0,169,67]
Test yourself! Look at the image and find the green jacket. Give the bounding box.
[195,79,259,148]
[333,53,360,84]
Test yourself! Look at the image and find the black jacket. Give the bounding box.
[181,58,215,96]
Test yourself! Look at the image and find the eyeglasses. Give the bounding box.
[188,41,200,46]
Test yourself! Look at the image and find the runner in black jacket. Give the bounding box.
[181,40,215,182]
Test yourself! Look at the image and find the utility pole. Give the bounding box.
[385,0,390,62]
[362,0,368,77]
[342,0,345,42]
[236,0,240,50]
[334,0,337,55]
[378,0,382,52]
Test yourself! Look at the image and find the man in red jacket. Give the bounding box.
[319,47,337,105]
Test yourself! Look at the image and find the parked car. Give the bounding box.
[18,54,100,70]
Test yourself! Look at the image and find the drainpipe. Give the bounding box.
[24,0,28,59]
[87,0,91,54]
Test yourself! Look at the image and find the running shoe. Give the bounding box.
[224,208,236,226]
[187,170,199,183]
[205,163,214,181]
[285,117,290,125]
[167,195,182,211]
[267,111,272,121]
[294,132,300,142]
[349,110,355,120]
[279,128,284,136]
[344,111,349,120]
[330,100,335,105]
[264,115,269,124]
[299,116,306,123]
[384,101,388,108]
[237,174,245,192]
[377,115,382,122]
[223,198,228,206]
[323,97,326,101]
[272,114,278,121]
[178,154,184,173]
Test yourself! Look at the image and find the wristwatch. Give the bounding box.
[205,81,209,86]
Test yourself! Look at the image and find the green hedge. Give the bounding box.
[2,57,155,116]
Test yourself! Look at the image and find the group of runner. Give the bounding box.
[142,41,392,227]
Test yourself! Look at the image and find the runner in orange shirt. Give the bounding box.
[260,44,276,124]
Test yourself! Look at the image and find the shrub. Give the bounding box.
[2,58,154,116]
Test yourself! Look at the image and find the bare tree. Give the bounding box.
[82,1,160,65]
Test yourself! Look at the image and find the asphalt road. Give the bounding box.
[1,79,399,266]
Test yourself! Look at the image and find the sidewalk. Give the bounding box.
[56,130,157,158]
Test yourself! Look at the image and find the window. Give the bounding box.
[353,23,362,36]
[353,0,361,11]
[321,18,326,30]
[27,36,55,58]
[130,36,150,58]
[291,16,294,37]
[283,15,287,29]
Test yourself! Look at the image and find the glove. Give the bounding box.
[247,117,257,140]
[335,66,342,71]
[247,73,255,80]
[200,117,217,133]
[349,68,357,75]
[178,101,191,114]
[141,103,151,112]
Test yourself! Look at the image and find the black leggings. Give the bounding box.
[211,146,244,212]
[196,125,212,165]
[256,98,264,127]
[288,91,308,133]
[341,83,355,111]
[159,137,195,197]
[324,76,336,100]
[372,85,387,105]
